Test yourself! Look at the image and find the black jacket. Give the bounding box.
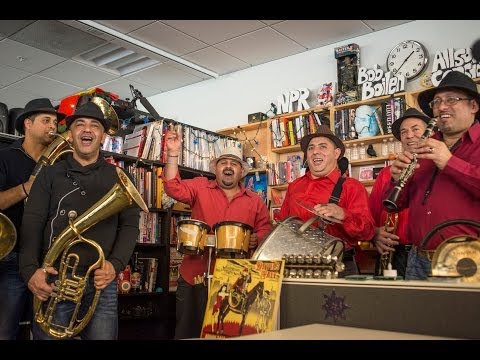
[0,138,36,252]
[19,154,141,284]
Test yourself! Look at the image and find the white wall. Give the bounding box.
[144,20,480,132]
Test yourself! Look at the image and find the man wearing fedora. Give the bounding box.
[0,98,64,339]
[163,127,272,339]
[275,124,375,277]
[384,71,480,280]
[369,108,429,278]
[19,102,142,339]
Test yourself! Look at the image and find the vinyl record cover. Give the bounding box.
[200,259,284,338]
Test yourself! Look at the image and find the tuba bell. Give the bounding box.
[0,213,17,261]
[34,167,148,339]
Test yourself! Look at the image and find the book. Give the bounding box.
[200,259,284,338]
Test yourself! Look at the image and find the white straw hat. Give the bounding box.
[209,146,250,177]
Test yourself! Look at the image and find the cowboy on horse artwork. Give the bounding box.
[200,259,285,338]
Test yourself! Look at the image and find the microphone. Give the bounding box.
[471,39,480,62]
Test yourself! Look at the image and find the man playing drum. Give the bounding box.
[163,126,272,339]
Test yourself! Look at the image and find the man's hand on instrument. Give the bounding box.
[313,203,344,224]
[94,261,116,290]
[415,138,452,170]
[389,151,417,181]
[373,227,399,255]
[28,266,58,301]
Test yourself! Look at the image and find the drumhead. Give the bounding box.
[213,221,253,232]
[177,219,211,233]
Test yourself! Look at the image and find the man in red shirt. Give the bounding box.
[385,71,480,280]
[275,125,375,277]
[369,108,429,278]
[163,127,272,339]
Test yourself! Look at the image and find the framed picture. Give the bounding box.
[244,171,267,202]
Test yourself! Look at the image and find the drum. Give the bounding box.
[176,219,211,255]
[214,221,253,258]
[251,216,345,279]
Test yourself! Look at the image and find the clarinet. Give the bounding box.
[383,117,438,212]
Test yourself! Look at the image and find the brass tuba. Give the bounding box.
[31,132,73,178]
[34,167,148,339]
[0,213,17,261]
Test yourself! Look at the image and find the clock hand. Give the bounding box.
[396,51,415,73]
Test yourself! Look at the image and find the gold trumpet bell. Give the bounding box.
[89,97,120,136]
[0,213,16,261]
[431,235,480,282]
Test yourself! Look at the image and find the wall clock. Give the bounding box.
[387,40,428,80]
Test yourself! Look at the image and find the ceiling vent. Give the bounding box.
[75,42,160,76]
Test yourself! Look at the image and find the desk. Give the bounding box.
[280,278,480,339]
[236,323,454,340]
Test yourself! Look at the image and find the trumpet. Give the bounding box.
[383,117,438,212]
[379,212,399,274]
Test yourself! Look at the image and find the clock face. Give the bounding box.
[387,40,428,80]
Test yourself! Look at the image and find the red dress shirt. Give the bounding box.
[383,122,480,250]
[369,165,409,244]
[163,173,272,285]
[275,168,375,249]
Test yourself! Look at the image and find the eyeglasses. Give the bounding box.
[428,97,472,109]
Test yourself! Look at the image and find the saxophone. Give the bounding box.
[383,117,438,212]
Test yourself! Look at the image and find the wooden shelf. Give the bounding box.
[360,180,375,187]
[270,184,288,190]
[344,134,394,146]
[332,92,407,110]
[271,105,329,119]
[271,144,301,154]
[349,156,391,166]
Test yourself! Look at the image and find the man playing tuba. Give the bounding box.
[0,98,65,340]
[19,102,144,340]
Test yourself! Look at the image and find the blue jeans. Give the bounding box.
[405,247,432,280]
[0,251,32,340]
[32,278,118,340]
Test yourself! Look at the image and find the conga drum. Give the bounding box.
[176,219,211,255]
[213,221,252,258]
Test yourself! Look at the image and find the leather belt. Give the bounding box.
[413,245,435,261]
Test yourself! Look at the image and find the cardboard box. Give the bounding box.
[248,112,267,123]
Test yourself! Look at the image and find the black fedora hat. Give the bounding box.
[15,98,66,135]
[65,102,111,132]
[418,71,480,117]
[391,108,431,140]
[300,124,345,157]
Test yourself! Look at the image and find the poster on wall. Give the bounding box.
[244,172,267,203]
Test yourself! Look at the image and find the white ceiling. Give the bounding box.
[0,20,412,112]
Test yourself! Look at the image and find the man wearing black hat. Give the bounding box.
[19,102,143,339]
[0,98,64,339]
[369,108,429,278]
[275,125,375,277]
[385,71,480,280]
